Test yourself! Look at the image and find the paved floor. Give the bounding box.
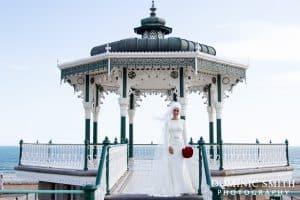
[112,159,201,199]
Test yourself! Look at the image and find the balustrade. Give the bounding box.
[107,144,128,193]
[20,143,102,170]
[202,143,288,170]
[19,142,288,171]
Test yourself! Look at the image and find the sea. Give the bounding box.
[0,146,300,180]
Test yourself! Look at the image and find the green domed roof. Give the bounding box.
[90,37,216,56]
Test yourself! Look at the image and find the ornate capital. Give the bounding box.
[179,97,188,116]
[83,102,92,119]
[119,97,129,117]
[128,109,136,124]
[93,106,100,122]
[207,106,215,122]
[215,102,223,119]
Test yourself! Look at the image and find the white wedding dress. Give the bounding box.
[123,118,195,196]
[165,119,195,196]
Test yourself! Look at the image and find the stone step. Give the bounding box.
[105,194,203,200]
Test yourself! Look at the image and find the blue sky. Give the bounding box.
[0,0,299,146]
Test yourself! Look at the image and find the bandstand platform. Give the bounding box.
[14,140,293,200]
[10,1,294,200]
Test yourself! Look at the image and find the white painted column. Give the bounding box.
[179,97,188,119]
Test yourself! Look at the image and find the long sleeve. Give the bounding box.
[164,121,170,148]
[182,119,187,146]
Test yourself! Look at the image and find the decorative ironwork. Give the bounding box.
[77,77,84,85]
[111,58,195,68]
[222,77,230,85]
[198,59,246,79]
[61,60,108,79]
[20,143,102,170]
[203,143,288,170]
[170,70,178,79]
[128,71,136,79]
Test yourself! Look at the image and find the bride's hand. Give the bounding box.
[168,146,174,154]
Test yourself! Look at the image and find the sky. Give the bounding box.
[0,0,299,146]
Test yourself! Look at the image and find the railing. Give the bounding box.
[201,141,289,171]
[1,138,109,200]
[95,137,128,199]
[106,144,128,194]
[19,141,102,170]
[192,138,291,200]
[187,138,223,200]
[0,189,85,200]
[14,138,290,199]
[13,137,129,200]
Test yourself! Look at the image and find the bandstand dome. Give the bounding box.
[90,37,216,56]
[91,1,215,56]
[58,0,248,147]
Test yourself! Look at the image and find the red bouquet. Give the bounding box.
[182,146,193,158]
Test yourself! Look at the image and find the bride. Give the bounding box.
[124,102,195,196]
[142,102,195,196]
[163,102,195,195]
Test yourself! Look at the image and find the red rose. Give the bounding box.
[182,146,193,158]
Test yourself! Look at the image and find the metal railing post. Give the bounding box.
[95,137,110,186]
[197,138,203,195]
[256,139,260,163]
[210,145,214,159]
[103,137,111,195]
[93,144,97,160]
[47,140,52,167]
[189,137,193,145]
[125,138,129,170]
[84,139,89,170]
[83,184,96,200]
[106,146,110,195]
[211,186,223,200]
[114,137,118,144]
[285,139,289,166]
[219,140,223,170]
[19,139,23,166]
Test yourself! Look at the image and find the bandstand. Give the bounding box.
[14,2,293,200]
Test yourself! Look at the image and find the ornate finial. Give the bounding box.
[134,0,172,37]
[150,0,156,17]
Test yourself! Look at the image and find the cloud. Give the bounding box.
[214,22,300,63]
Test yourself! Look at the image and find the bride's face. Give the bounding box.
[172,107,180,119]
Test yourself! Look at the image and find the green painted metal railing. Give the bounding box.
[0,188,95,199]
[8,137,117,200]
[198,137,223,200]
[195,137,294,200]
